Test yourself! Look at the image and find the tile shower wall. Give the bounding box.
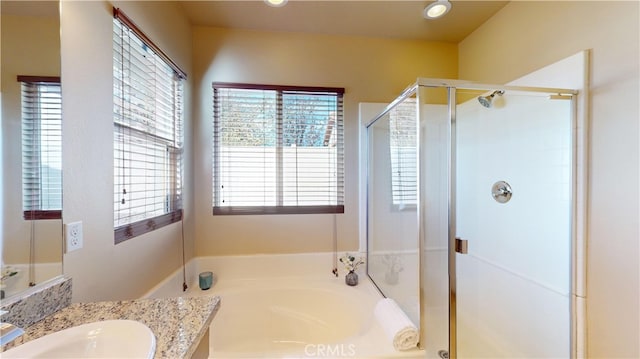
[455,93,572,357]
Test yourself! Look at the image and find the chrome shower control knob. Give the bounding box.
[491,181,512,203]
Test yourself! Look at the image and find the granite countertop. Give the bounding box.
[4,295,220,359]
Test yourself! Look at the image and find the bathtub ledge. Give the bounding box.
[1,295,220,359]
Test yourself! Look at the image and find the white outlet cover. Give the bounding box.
[65,221,83,253]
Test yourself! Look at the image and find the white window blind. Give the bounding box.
[113,9,185,243]
[212,83,345,215]
[20,77,62,220]
[389,99,417,208]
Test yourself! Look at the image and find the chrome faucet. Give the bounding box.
[0,310,24,346]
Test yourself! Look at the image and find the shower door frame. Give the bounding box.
[365,78,581,359]
[418,78,578,359]
[363,84,424,349]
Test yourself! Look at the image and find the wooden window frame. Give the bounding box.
[212,82,345,215]
[113,8,186,244]
[19,75,62,221]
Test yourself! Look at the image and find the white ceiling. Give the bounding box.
[180,0,509,43]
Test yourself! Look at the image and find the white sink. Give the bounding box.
[2,320,156,358]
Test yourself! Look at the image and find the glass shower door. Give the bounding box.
[417,85,451,358]
[366,85,452,357]
[366,91,420,328]
[455,89,573,358]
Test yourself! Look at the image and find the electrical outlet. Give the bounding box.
[65,221,83,253]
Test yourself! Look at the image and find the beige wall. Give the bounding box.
[458,2,639,358]
[192,26,457,255]
[1,13,62,265]
[55,2,639,355]
[60,0,193,302]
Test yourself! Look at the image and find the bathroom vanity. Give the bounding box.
[2,294,220,359]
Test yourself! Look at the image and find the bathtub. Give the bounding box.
[1,262,63,299]
[144,253,424,358]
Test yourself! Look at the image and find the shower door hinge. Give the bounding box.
[549,94,573,100]
[455,237,468,254]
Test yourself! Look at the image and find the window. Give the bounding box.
[112,8,186,243]
[212,83,345,215]
[389,99,417,208]
[20,76,62,220]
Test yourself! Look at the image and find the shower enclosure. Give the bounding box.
[365,79,577,358]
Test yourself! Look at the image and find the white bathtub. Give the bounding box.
[144,253,424,358]
[1,262,63,299]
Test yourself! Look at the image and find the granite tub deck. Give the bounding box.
[3,295,220,359]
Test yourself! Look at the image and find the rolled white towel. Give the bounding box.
[374,298,419,351]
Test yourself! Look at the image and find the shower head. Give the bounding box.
[478,90,504,108]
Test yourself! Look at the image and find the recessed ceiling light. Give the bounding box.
[423,0,452,20]
[265,0,288,7]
